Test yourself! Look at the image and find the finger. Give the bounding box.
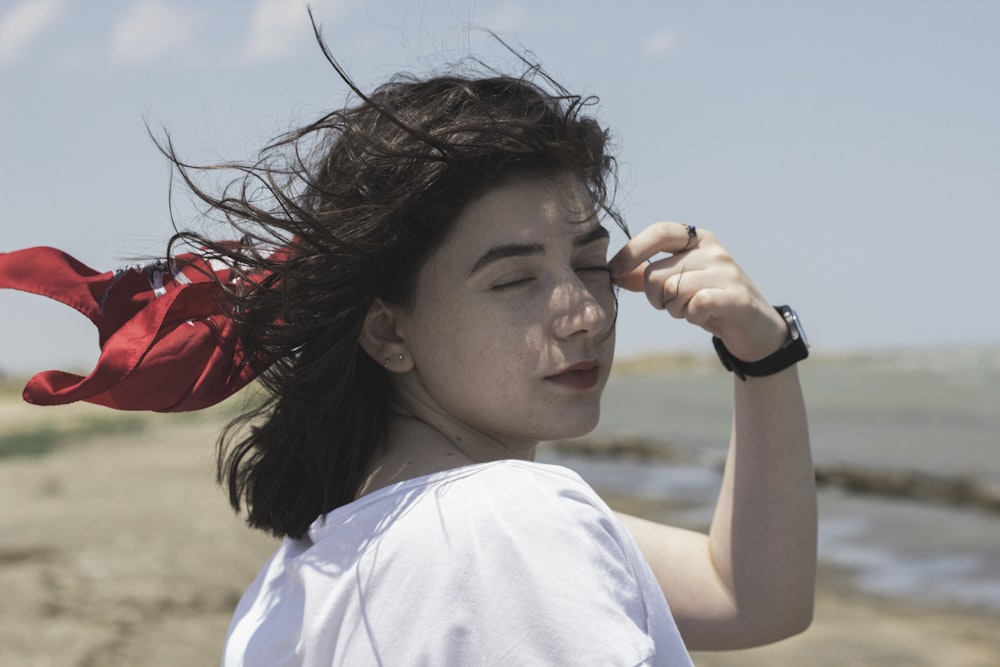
[656,264,709,317]
[658,265,688,313]
[615,250,692,298]
[609,222,699,278]
[613,252,689,295]
[612,265,647,292]
[662,273,754,326]
[680,286,730,333]
[631,259,691,312]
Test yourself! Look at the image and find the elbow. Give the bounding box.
[731,584,816,649]
[749,585,816,646]
[681,588,815,651]
[747,550,818,644]
[773,592,815,641]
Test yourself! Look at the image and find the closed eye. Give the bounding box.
[491,277,535,291]
[492,266,609,291]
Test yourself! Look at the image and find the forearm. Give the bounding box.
[608,223,817,648]
[706,364,816,645]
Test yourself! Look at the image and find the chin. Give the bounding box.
[544,407,601,441]
[557,424,598,441]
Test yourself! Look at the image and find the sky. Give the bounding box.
[1,0,998,376]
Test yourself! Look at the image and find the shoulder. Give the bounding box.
[305,460,659,607]
[439,459,613,516]
[441,460,650,586]
[310,460,618,548]
[230,461,690,666]
[350,461,674,663]
[402,460,629,554]
[445,459,612,512]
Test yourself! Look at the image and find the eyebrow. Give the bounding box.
[467,225,610,277]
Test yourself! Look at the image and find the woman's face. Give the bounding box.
[395,174,616,448]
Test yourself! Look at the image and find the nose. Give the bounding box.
[551,275,612,340]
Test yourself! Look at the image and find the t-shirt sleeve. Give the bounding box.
[349,466,671,666]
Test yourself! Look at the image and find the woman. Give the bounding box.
[165,44,818,660]
[2,34,815,665]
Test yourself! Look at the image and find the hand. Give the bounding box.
[608,222,788,362]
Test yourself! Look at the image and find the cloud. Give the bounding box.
[238,0,365,63]
[479,1,530,34]
[240,0,308,62]
[110,0,202,65]
[0,0,63,65]
[479,1,582,36]
[641,26,679,60]
[241,0,357,62]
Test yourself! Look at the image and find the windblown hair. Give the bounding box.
[162,33,625,539]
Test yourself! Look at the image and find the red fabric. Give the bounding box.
[0,246,265,412]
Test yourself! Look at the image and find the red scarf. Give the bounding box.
[0,246,264,412]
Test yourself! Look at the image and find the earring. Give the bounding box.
[383,352,405,368]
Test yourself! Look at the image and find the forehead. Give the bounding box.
[446,176,599,252]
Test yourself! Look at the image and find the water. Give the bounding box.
[546,348,1000,614]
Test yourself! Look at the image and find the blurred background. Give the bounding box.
[1,1,998,665]
[2,0,999,370]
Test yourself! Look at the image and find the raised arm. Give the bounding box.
[609,222,816,650]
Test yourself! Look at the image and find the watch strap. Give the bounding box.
[712,306,809,380]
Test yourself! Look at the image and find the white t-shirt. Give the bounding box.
[223,460,693,666]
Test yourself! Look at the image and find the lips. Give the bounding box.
[545,361,601,390]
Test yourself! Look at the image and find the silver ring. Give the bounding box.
[682,224,697,251]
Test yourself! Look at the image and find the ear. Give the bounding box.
[359,297,414,373]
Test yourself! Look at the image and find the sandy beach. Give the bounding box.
[2,394,998,666]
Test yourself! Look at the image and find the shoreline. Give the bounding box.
[5,342,999,391]
[548,435,1000,514]
[608,344,1000,376]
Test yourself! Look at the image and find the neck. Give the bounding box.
[357,410,538,500]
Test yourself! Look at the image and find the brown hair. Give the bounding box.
[160,28,625,539]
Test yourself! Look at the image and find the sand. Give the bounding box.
[2,400,998,666]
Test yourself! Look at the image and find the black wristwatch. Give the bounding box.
[712,305,809,380]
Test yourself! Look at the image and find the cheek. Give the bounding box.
[433,309,535,372]
[413,303,543,387]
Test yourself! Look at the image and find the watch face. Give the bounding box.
[785,307,809,348]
